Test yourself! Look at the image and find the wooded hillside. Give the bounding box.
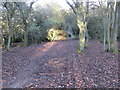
[1,0,120,89]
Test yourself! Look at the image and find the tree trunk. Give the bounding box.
[107,3,111,51]
[110,1,118,54]
[85,0,89,45]
[103,16,107,51]
[24,26,28,46]
[66,0,89,53]
[77,17,86,53]
[7,35,11,50]
[102,1,118,54]
[6,10,12,50]
[100,2,107,50]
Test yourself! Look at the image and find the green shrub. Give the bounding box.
[77,49,83,54]
[47,28,68,41]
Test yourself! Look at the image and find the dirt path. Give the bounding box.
[2,40,119,88]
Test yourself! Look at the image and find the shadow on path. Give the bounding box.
[2,40,119,88]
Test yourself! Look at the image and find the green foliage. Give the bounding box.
[47,28,67,41]
[2,1,118,55]
[28,24,48,44]
[64,12,79,38]
[2,2,67,48]
[105,49,116,53]
[77,49,83,54]
[28,23,40,31]
[87,16,104,40]
[106,49,119,55]
[85,43,89,47]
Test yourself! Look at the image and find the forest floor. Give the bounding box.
[2,40,119,88]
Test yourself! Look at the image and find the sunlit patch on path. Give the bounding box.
[2,40,119,88]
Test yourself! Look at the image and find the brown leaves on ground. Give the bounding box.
[2,40,119,88]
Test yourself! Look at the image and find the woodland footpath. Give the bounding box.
[1,0,120,88]
[2,40,119,88]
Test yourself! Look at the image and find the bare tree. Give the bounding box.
[66,0,89,53]
[99,0,119,54]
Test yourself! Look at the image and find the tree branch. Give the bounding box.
[66,0,77,14]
